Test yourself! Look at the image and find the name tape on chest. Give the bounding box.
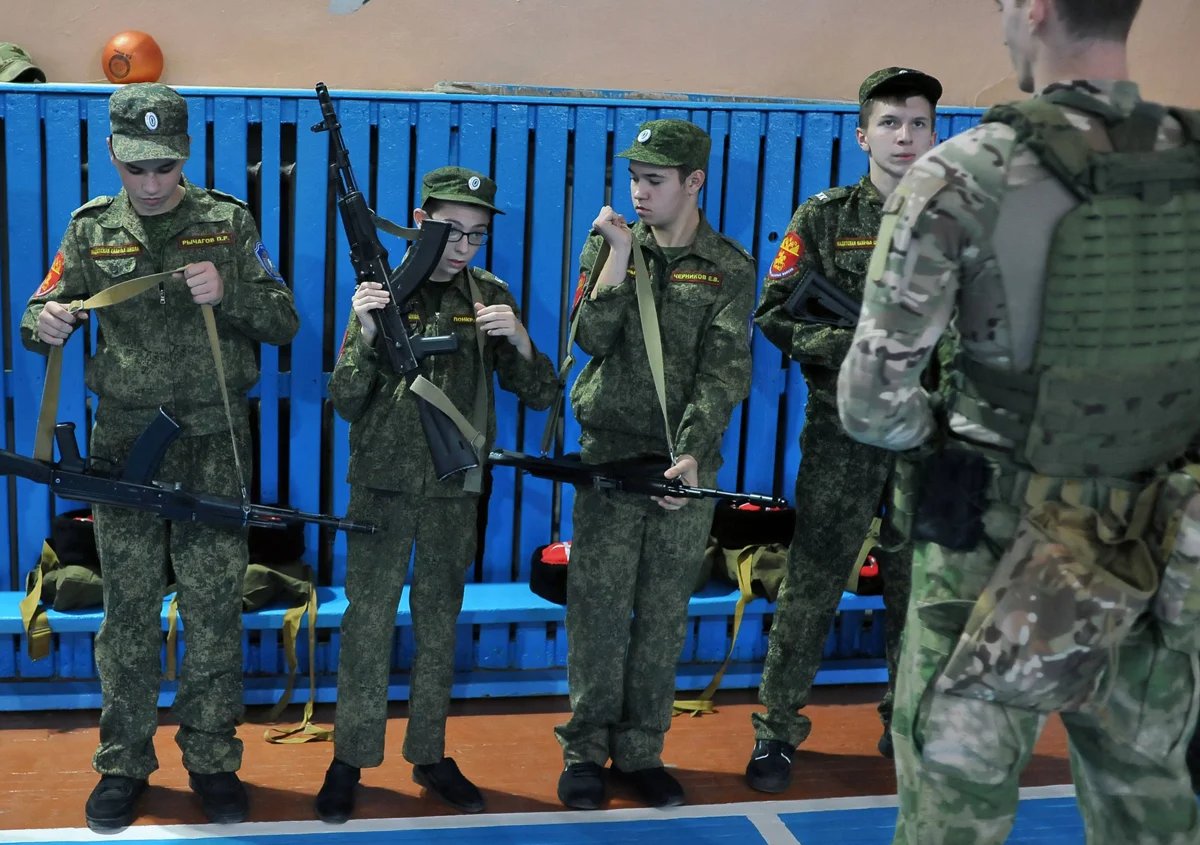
[835,236,876,251]
[670,270,723,286]
[179,232,234,249]
[89,243,143,259]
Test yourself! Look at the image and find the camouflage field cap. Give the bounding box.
[109,83,190,163]
[421,166,504,214]
[0,43,45,83]
[858,67,942,106]
[617,119,711,174]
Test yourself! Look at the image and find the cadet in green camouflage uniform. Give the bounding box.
[316,167,558,822]
[746,68,940,792]
[555,119,754,810]
[21,83,299,832]
[838,2,1200,842]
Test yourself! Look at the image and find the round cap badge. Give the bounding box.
[144,111,158,131]
[467,175,481,191]
[637,128,652,143]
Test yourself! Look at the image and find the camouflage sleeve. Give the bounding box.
[217,207,300,347]
[492,290,559,411]
[574,233,635,357]
[20,224,90,356]
[328,309,383,424]
[675,259,754,462]
[753,203,852,370]
[836,158,966,451]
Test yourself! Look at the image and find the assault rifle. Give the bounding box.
[0,409,375,533]
[313,82,478,479]
[783,268,861,329]
[489,450,789,508]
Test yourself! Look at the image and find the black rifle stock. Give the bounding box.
[0,413,374,534]
[313,82,477,480]
[783,268,862,329]
[489,450,789,508]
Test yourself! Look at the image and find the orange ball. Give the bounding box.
[102,31,164,84]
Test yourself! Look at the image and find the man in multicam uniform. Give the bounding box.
[555,119,754,811]
[22,83,299,831]
[838,1,1200,842]
[746,67,941,793]
[316,167,559,822]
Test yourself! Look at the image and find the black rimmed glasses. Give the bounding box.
[445,228,489,246]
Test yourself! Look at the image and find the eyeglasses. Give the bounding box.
[445,228,489,246]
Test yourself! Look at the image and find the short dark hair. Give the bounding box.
[1023,0,1142,41]
[859,92,936,129]
[422,197,495,220]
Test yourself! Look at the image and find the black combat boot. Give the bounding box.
[413,757,485,813]
[315,758,361,823]
[85,774,147,832]
[557,761,606,810]
[745,739,795,793]
[612,764,686,807]
[187,770,249,824]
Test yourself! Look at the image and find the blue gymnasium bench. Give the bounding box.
[0,82,979,711]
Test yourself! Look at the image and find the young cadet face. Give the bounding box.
[628,161,701,229]
[415,201,493,282]
[111,155,186,216]
[856,96,936,184]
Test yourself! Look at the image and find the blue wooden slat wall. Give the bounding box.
[0,83,982,603]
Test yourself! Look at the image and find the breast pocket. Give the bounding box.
[832,249,871,296]
[93,257,139,280]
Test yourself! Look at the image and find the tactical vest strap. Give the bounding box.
[984,100,1091,198]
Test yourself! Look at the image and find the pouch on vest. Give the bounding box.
[1150,466,1200,653]
[935,498,1159,712]
[911,447,990,551]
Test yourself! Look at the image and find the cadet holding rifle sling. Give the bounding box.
[747,68,941,792]
[315,94,558,819]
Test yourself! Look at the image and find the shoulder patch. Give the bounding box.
[71,196,115,218]
[34,252,66,297]
[768,232,804,281]
[253,242,285,283]
[206,187,251,210]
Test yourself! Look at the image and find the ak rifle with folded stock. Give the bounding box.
[0,410,374,533]
[313,82,478,480]
[783,268,862,328]
[488,450,789,508]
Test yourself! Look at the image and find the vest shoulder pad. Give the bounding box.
[71,196,115,218]
[983,99,1091,195]
[1169,108,1200,145]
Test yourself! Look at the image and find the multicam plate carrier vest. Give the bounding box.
[954,90,1200,479]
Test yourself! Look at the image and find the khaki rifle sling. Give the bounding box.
[371,211,488,491]
[17,542,59,660]
[34,271,182,462]
[673,547,755,716]
[540,237,677,461]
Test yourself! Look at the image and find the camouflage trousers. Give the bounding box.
[753,402,911,746]
[333,487,478,768]
[892,498,1200,844]
[91,413,250,779]
[556,480,716,771]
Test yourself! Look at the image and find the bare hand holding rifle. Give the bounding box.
[488,450,788,509]
[313,82,479,480]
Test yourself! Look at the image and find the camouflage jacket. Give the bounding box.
[21,180,299,435]
[755,175,883,411]
[837,80,1194,452]
[569,212,754,467]
[330,265,558,497]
